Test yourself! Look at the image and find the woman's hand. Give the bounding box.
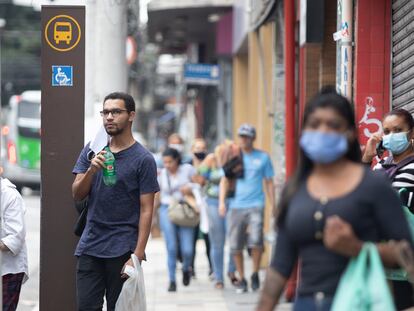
[323,216,363,257]
[218,202,227,217]
[362,131,382,163]
[180,185,193,195]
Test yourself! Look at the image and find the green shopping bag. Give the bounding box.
[387,188,414,281]
[397,188,414,239]
[331,243,396,311]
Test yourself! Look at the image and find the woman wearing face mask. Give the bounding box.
[362,109,414,310]
[189,138,213,279]
[256,88,413,311]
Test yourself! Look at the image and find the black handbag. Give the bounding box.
[222,153,244,197]
[222,154,244,179]
[74,198,88,237]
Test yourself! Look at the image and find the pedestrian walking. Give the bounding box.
[72,92,159,311]
[198,141,238,289]
[362,108,414,310]
[168,133,185,154]
[190,138,213,279]
[168,133,192,164]
[0,177,28,311]
[219,124,275,293]
[256,88,413,311]
[158,147,197,292]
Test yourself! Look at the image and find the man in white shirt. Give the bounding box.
[0,177,28,310]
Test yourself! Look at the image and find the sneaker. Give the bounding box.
[168,281,177,292]
[183,271,191,286]
[251,272,260,291]
[227,272,239,286]
[208,270,215,281]
[235,278,248,294]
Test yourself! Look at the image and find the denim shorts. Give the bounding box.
[228,207,264,252]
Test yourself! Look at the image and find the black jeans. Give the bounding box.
[191,225,212,273]
[76,252,130,311]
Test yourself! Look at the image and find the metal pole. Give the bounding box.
[339,0,353,100]
[0,18,5,308]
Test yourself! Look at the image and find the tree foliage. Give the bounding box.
[1,3,41,105]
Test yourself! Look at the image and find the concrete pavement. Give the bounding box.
[145,238,256,311]
[17,191,40,311]
[144,238,291,311]
[16,191,291,311]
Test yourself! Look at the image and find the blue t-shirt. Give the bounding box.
[229,149,274,209]
[72,142,159,258]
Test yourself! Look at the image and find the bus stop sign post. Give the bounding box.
[40,6,85,310]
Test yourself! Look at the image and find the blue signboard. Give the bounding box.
[52,65,73,86]
[184,63,220,85]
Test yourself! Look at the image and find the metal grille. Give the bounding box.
[392,0,414,111]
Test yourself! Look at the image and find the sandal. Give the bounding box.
[214,282,224,289]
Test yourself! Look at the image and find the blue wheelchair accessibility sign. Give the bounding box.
[52,65,73,86]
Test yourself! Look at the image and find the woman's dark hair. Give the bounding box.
[103,92,136,113]
[384,109,414,130]
[277,87,362,226]
[162,147,182,165]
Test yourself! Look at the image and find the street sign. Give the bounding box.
[52,65,73,86]
[44,14,82,52]
[184,63,220,85]
[41,6,85,310]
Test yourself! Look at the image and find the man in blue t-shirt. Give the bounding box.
[219,124,275,294]
[72,92,159,310]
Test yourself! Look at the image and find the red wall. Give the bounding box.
[354,0,391,145]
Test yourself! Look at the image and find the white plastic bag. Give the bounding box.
[115,254,146,311]
[190,183,209,233]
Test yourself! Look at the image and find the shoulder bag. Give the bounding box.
[165,171,199,227]
[74,197,88,237]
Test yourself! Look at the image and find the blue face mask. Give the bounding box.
[300,131,348,164]
[382,132,410,155]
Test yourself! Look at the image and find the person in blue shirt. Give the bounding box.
[219,124,275,293]
[72,92,159,310]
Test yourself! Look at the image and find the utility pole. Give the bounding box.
[85,0,128,140]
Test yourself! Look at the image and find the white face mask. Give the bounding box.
[168,144,184,153]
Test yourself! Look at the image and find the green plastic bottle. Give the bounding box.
[103,146,117,186]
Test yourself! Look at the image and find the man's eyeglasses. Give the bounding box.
[99,109,128,117]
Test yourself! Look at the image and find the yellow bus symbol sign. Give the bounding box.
[45,15,81,52]
[54,22,72,45]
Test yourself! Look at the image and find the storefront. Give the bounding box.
[391,0,414,112]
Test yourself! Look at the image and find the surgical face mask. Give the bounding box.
[382,132,411,155]
[194,152,207,160]
[169,144,184,153]
[300,130,348,164]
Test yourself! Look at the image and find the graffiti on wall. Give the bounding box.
[358,96,382,139]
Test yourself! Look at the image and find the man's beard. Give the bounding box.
[105,125,124,136]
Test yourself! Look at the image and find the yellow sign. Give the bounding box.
[45,15,81,52]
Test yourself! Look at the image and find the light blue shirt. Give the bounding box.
[229,149,274,209]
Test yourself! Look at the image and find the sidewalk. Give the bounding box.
[144,237,291,311]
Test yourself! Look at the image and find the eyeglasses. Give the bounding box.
[99,109,128,117]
